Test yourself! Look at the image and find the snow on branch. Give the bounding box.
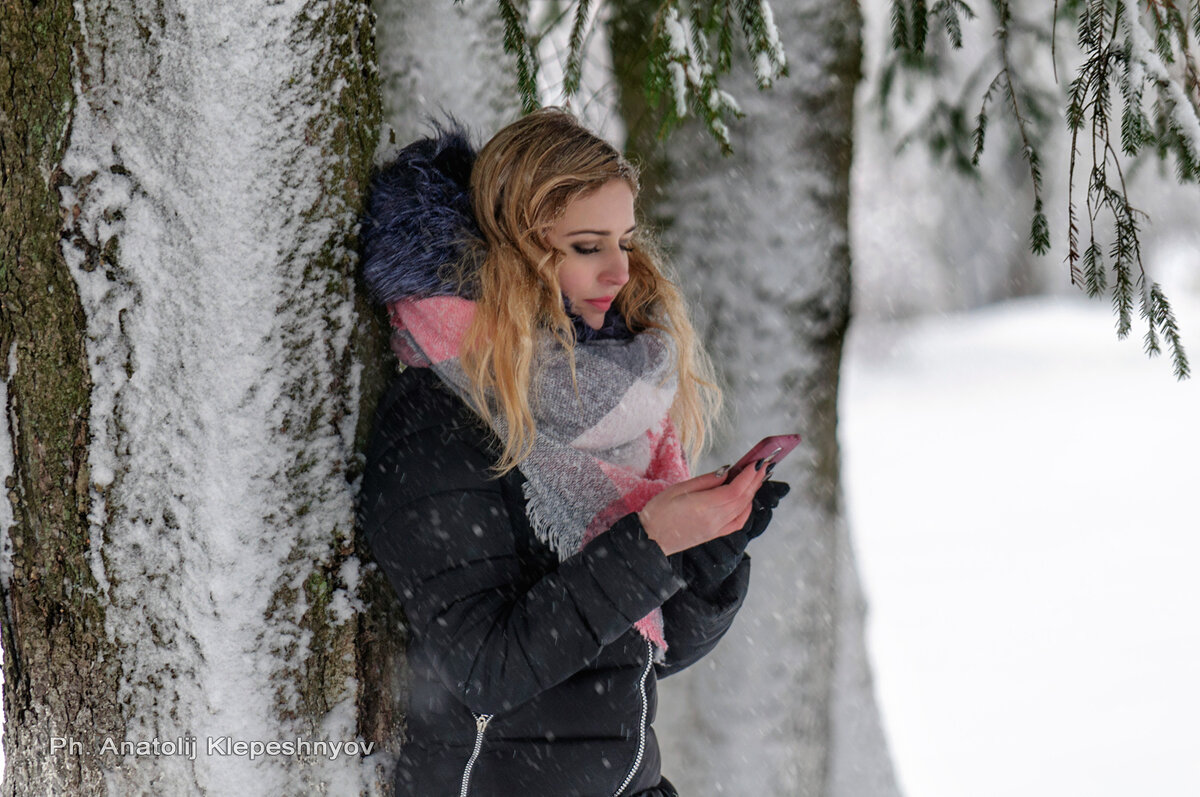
[496,0,787,152]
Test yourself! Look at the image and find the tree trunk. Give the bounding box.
[2,1,380,793]
[1,2,123,794]
[612,3,901,795]
[375,0,522,143]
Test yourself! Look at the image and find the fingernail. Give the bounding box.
[765,463,776,479]
[714,464,731,477]
[754,458,765,472]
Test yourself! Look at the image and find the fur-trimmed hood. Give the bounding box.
[362,125,481,304]
[362,124,633,342]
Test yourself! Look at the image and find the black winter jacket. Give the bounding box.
[361,367,752,797]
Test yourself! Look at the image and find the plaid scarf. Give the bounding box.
[388,296,689,651]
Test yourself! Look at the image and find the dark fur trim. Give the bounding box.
[362,124,482,304]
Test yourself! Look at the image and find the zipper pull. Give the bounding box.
[476,714,493,733]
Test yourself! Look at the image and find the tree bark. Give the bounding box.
[2,1,380,793]
[375,0,522,143]
[612,2,901,795]
[1,2,124,794]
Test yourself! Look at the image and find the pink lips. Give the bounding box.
[585,297,614,310]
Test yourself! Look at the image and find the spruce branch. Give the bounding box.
[1140,277,1162,356]
[716,0,735,71]
[914,0,930,56]
[1152,282,1190,377]
[882,0,1196,378]
[496,0,787,153]
[892,0,912,52]
[498,0,541,113]
[935,0,977,49]
[972,57,1005,166]
[562,0,595,97]
[639,0,786,151]
[1053,0,1062,82]
[994,0,1050,254]
[1082,239,1106,296]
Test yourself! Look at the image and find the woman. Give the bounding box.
[359,108,790,797]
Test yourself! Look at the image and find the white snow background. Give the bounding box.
[842,293,1200,797]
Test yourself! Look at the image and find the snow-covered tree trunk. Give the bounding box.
[613,2,901,795]
[375,0,521,143]
[2,1,380,794]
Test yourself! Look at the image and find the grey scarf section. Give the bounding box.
[424,329,680,559]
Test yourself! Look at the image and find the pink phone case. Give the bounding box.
[724,434,801,483]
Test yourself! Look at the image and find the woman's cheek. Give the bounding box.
[558,258,588,301]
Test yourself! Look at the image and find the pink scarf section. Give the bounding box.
[388,297,688,652]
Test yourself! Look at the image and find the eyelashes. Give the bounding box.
[571,243,635,255]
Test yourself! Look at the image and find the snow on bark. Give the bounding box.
[375,0,521,147]
[1,344,15,592]
[0,343,14,774]
[59,1,373,793]
[645,2,900,795]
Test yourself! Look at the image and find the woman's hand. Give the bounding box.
[639,461,771,556]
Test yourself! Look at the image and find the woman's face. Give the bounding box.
[545,179,636,330]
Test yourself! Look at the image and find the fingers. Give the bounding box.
[683,461,767,496]
[673,468,731,495]
[728,457,769,499]
[721,500,755,537]
[699,461,764,534]
[647,462,775,550]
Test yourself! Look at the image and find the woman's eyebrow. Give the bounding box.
[565,225,638,237]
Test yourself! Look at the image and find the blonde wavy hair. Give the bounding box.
[454,107,722,474]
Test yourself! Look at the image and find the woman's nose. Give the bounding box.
[602,250,630,286]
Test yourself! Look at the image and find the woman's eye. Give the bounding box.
[571,244,601,255]
[619,241,634,253]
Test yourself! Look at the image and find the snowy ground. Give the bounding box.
[841,295,1200,797]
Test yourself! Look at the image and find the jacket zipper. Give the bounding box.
[459,712,493,797]
[611,639,654,797]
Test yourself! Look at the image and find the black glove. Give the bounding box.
[675,480,791,595]
[741,479,790,541]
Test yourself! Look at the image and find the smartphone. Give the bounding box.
[723,434,801,483]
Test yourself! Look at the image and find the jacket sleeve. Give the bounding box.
[654,478,793,677]
[363,413,687,717]
[655,551,751,678]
